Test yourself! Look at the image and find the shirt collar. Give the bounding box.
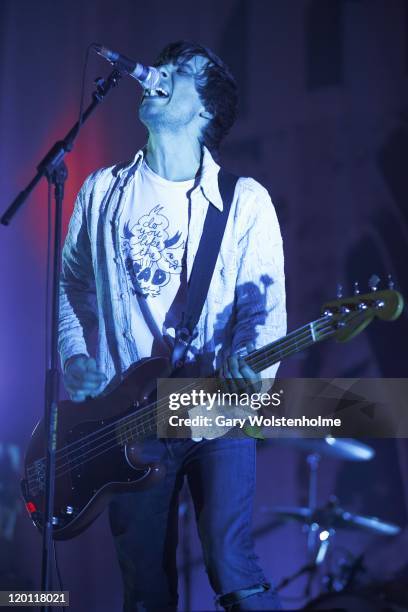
[116,146,223,211]
[198,147,223,211]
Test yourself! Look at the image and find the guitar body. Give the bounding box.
[22,357,170,540]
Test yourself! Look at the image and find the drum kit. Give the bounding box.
[261,437,406,610]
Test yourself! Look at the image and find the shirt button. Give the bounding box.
[120,293,125,299]
[113,257,119,264]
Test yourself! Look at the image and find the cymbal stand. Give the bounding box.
[306,452,320,553]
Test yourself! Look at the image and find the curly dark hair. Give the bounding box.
[154,41,238,160]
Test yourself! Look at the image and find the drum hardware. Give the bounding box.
[303,575,408,611]
[270,436,376,462]
[267,496,401,597]
[261,437,402,602]
[266,438,376,556]
[321,552,366,594]
[270,498,402,538]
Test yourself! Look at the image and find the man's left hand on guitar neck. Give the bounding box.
[220,341,261,394]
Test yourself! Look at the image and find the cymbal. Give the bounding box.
[271,437,375,461]
[268,504,401,536]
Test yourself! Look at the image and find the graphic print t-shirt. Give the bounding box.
[120,160,194,358]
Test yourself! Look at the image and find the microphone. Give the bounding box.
[93,44,160,90]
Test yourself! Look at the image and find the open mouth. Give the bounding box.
[143,87,169,99]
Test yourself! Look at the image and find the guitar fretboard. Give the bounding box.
[244,316,332,373]
[115,315,335,444]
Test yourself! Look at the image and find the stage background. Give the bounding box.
[1,1,407,609]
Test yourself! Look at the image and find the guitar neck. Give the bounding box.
[116,315,336,443]
[242,315,335,374]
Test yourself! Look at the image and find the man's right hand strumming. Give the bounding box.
[64,355,107,403]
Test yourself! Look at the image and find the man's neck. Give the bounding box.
[145,133,202,181]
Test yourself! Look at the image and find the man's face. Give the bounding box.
[138,54,210,135]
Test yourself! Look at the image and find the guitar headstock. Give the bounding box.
[321,287,404,342]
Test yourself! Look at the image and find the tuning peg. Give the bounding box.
[387,274,395,290]
[353,281,360,295]
[368,274,380,292]
[336,283,343,298]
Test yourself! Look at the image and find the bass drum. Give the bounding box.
[304,590,407,611]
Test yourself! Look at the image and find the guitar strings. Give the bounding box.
[32,306,369,487]
[26,317,337,484]
[28,328,336,487]
[27,317,342,485]
[26,317,337,486]
[46,325,339,482]
[27,315,329,481]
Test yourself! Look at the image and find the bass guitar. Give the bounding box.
[21,287,403,540]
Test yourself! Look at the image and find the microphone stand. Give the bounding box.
[1,68,123,609]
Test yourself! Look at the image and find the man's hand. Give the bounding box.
[220,342,261,394]
[64,355,107,403]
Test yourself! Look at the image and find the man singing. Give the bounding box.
[59,41,286,611]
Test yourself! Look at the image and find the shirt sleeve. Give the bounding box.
[231,179,287,380]
[58,177,97,371]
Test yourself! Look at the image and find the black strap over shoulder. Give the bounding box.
[184,169,238,333]
[171,169,238,369]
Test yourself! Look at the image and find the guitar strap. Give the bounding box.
[171,168,238,369]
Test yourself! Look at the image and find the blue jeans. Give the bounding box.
[109,437,282,611]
